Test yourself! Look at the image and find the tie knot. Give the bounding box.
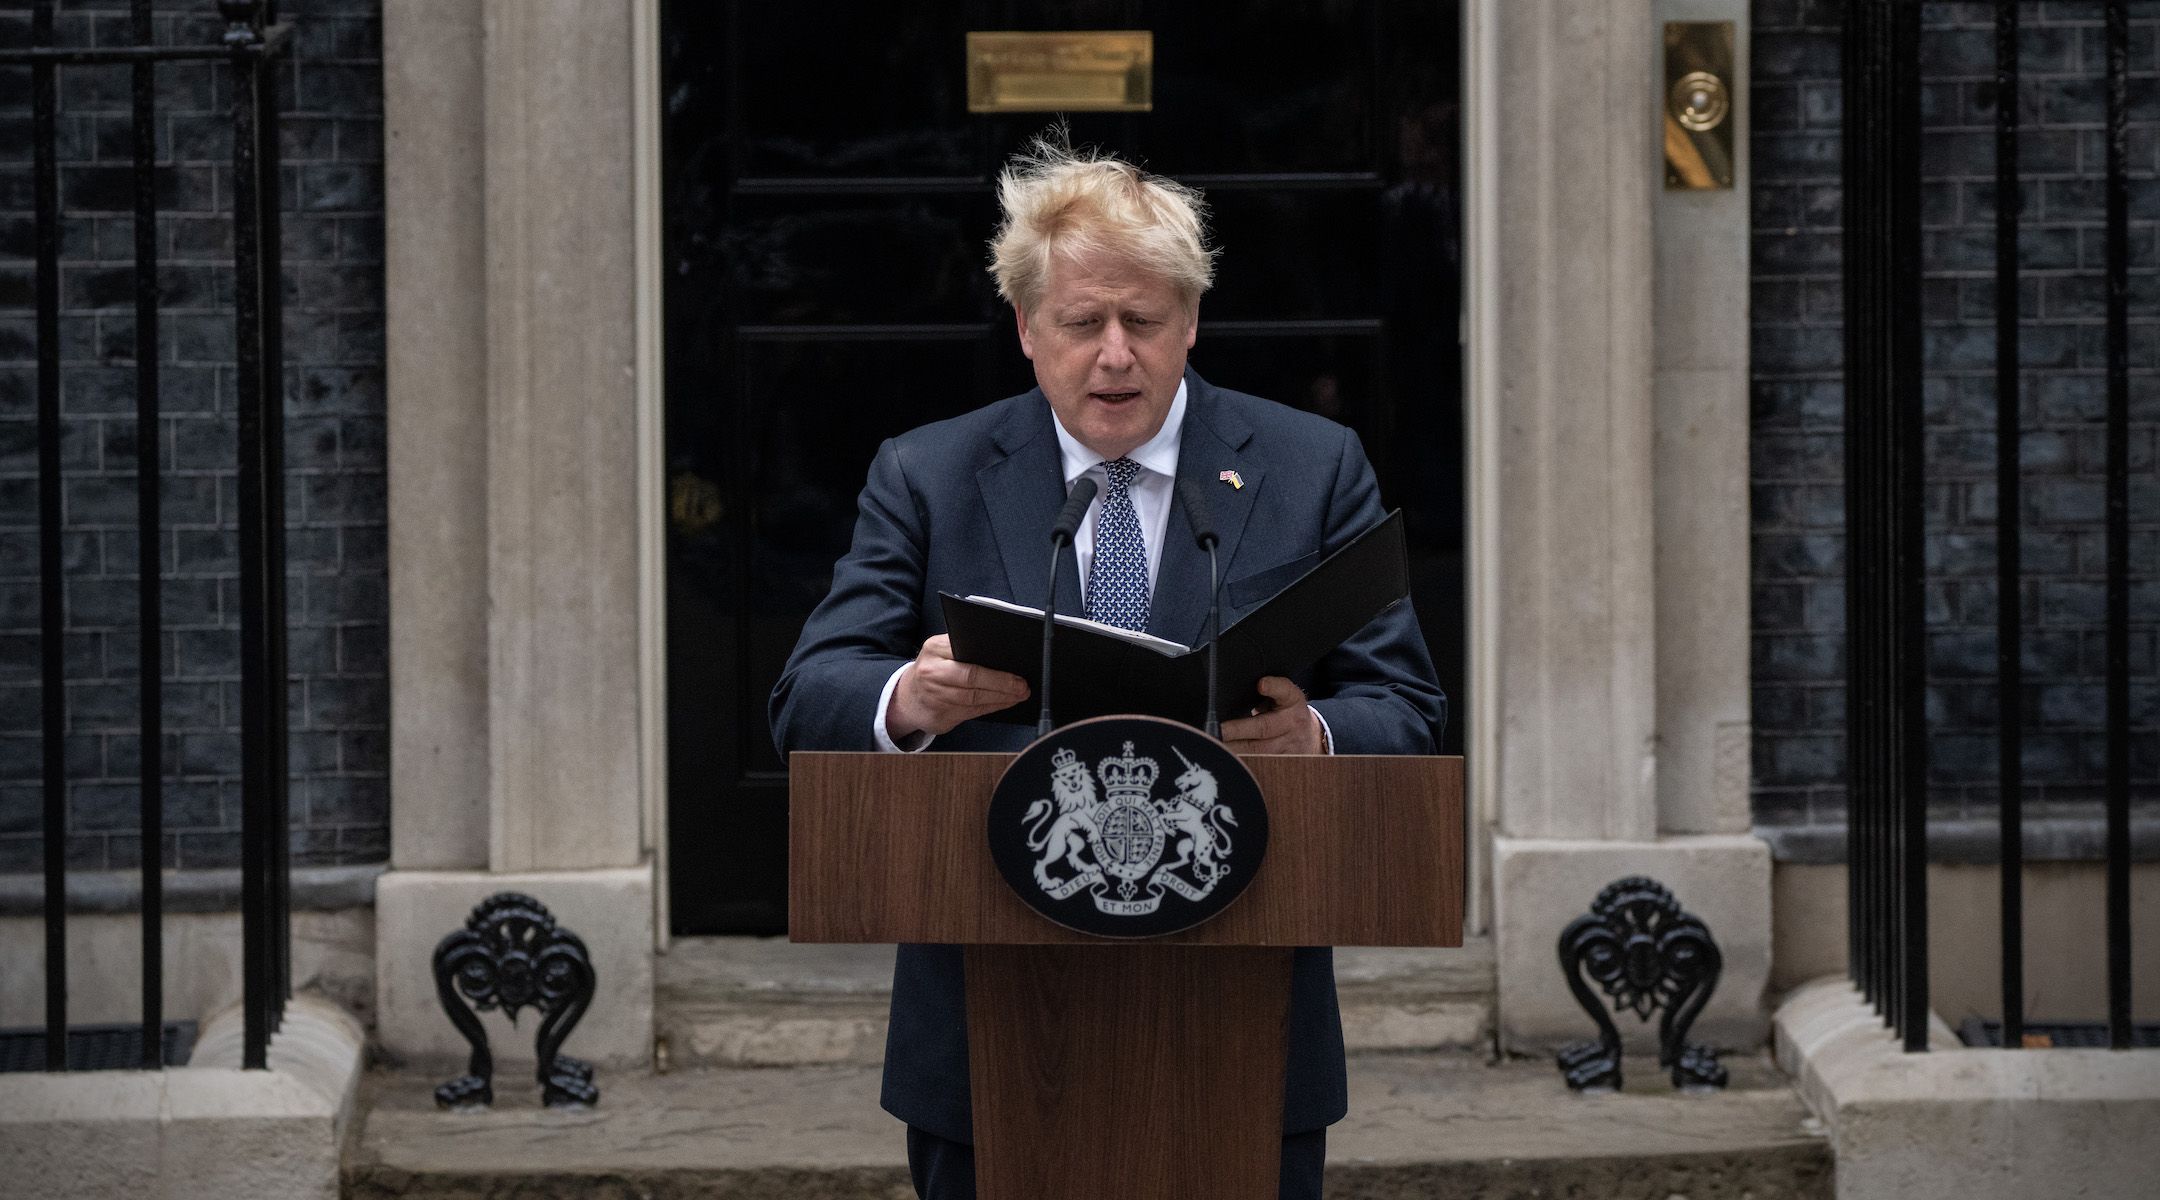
[1103,457,1140,487]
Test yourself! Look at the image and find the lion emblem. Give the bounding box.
[1023,747,1101,892]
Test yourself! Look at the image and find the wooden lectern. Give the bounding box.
[790,751,1463,1199]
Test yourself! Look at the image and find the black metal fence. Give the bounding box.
[2,0,290,1071]
[1842,0,2144,1052]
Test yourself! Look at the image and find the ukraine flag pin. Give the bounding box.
[1218,470,1244,489]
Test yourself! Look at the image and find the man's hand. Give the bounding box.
[1221,676,1326,755]
[886,635,1031,740]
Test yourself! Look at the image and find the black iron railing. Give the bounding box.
[1842,0,1929,1054]
[2096,0,2136,1058]
[1990,0,2025,1052]
[1842,0,2143,1052]
[2,0,292,1072]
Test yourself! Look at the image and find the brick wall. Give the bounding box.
[0,0,385,874]
[1752,0,2158,860]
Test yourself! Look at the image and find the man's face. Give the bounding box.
[1017,245,1197,461]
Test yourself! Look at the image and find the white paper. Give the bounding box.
[963,595,1191,657]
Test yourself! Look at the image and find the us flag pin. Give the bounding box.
[1219,470,1244,489]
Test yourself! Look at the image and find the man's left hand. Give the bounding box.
[1221,676,1325,755]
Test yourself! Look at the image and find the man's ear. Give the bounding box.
[1184,304,1199,350]
[1015,306,1036,360]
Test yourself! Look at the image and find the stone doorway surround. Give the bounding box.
[374,0,1771,1066]
[1466,0,1769,1052]
[377,0,664,1071]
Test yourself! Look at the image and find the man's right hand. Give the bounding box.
[886,634,1030,740]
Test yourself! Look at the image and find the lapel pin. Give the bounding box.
[1218,470,1244,490]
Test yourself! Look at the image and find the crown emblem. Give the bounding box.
[1050,746,1088,783]
[1097,741,1159,804]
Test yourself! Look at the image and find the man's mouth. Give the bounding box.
[1090,391,1141,404]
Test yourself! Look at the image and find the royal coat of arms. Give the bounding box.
[988,716,1267,936]
[1025,740,1239,915]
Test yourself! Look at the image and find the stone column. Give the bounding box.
[384,0,488,874]
[1483,0,1661,847]
[1470,0,1770,1053]
[480,0,643,874]
[375,0,653,1073]
[1653,2,1756,842]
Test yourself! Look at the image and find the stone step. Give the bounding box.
[655,938,897,1068]
[654,936,1498,1068]
[1332,941,1494,1054]
[345,1051,1831,1200]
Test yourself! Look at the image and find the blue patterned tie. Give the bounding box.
[1086,458,1150,632]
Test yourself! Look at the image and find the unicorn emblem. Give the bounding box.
[1156,746,1235,883]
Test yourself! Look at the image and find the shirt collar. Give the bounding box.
[1049,378,1187,485]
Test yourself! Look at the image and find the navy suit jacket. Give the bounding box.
[770,368,1446,1143]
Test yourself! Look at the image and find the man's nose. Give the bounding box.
[1097,321,1136,370]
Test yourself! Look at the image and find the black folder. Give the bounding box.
[941,509,1410,728]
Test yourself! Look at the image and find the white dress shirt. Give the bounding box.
[874,380,1327,752]
[1053,380,1186,602]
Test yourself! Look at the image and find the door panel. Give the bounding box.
[1204,191,1389,316]
[723,196,997,324]
[663,0,1460,935]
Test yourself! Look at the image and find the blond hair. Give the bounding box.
[989,130,1215,315]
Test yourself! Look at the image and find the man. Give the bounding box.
[771,134,1446,1199]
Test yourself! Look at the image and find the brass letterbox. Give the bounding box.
[966,31,1153,113]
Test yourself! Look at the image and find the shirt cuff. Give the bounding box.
[873,662,934,753]
[1308,704,1334,754]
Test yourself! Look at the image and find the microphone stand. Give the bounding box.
[1040,479,1098,737]
[1175,479,1224,740]
[1202,536,1221,740]
[1038,539,1064,738]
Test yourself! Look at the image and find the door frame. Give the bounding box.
[1461,0,1497,937]
[635,0,671,952]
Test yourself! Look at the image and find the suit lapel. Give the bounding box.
[977,394,1076,611]
[1149,371,1259,648]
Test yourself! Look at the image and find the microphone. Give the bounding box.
[1175,479,1224,740]
[1050,477,1097,545]
[1039,478,1098,736]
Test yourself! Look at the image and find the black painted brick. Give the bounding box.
[1750,3,2160,846]
[0,3,385,873]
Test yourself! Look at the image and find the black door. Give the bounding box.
[662,1,1463,935]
